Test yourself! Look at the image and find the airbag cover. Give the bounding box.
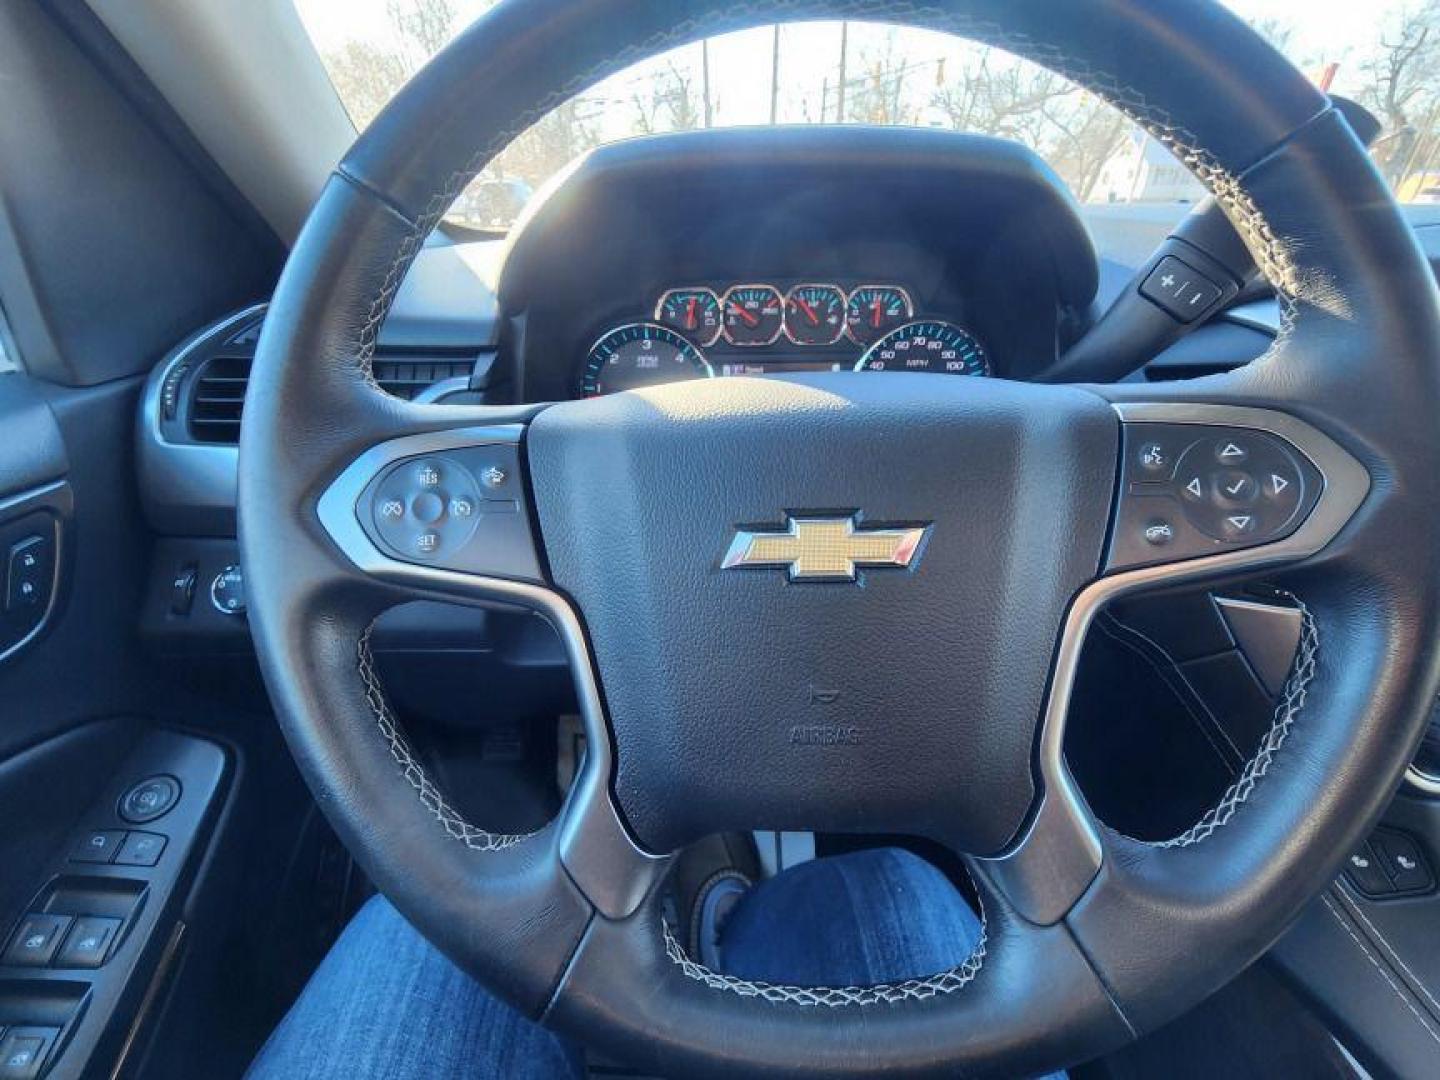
[529,374,1116,854]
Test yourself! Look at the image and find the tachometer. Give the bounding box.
[784,284,846,346]
[655,287,722,346]
[855,321,989,377]
[721,284,784,347]
[580,323,713,397]
[845,285,913,346]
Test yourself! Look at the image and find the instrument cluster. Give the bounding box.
[580,282,990,397]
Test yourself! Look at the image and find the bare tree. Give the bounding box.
[848,28,916,126]
[323,39,410,130]
[1361,2,1440,186]
[386,0,458,73]
[629,60,702,135]
[930,50,1127,199]
[491,97,601,185]
[323,0,468,128]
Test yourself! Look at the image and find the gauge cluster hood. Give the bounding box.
[497,126,1101,315]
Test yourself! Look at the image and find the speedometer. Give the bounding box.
[855,321,989,377]
[580,323,713,397]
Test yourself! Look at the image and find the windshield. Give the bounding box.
[295,1,1440,229]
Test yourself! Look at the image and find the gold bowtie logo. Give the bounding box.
[721,515,930,582]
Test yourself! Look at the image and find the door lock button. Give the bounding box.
[70,829,126,864]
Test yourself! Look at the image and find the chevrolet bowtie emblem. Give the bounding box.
[721,514,931,582]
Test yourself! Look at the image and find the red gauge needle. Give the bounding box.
[794,296,820,325]
[684,297,697,330]
[870,297,884,328]
[729,303,759,327]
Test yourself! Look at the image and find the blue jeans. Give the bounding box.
[247,847,1033,1079]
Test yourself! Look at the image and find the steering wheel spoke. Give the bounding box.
[311,400,671,920]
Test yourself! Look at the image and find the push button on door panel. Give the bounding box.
[0,1026,58,1080]
[114,831,167,867]
[2,913,72,967]
[54,915,122,968]
[70,829,126,864]
[119,775,181,823]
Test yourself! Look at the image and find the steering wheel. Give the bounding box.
[237,0,1440,1074]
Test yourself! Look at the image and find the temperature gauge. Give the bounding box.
[655,287,722,346]
[721,284,784,347]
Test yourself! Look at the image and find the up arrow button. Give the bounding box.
[1217,441,1248,462]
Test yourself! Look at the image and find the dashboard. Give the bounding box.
[580,281,988,396]
[495,127,1100,403]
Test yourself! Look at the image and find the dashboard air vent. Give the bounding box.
[187,355,250,443]
[372,356,475,400]
[184,352,478,444]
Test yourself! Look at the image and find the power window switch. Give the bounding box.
[54,915,122,969]
[114,831,167,867]
[2,913,72,967]
[0,1026,58,1080]
[1374,831,1434,893]
[71,828,127,863]
[1343,843,1392,897]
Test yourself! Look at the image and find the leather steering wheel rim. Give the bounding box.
[237,1,1440,1075]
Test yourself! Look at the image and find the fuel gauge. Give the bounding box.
[656,287,722,346]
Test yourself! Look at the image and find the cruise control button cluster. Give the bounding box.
[1109,423,1320,572]
[358,445,542,582]
[371,457,485,560]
